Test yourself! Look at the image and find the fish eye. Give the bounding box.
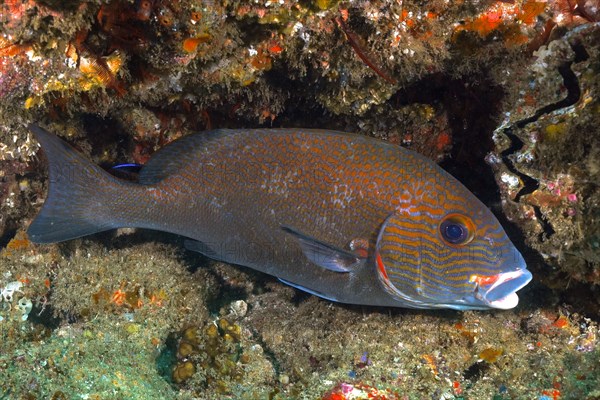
[444,223,465,242]
[439,213,475,246]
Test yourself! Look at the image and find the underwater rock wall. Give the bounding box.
[489,23,600,308]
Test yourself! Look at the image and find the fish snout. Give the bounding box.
[471,266,532,310]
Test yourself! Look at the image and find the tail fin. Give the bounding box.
[27,124,124,243]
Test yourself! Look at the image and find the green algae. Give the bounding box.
[1,315,179,399]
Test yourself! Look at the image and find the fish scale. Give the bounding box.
[27,124,531,310]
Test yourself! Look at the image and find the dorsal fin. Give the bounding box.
[138,129,233,184]
[138,128,355,184]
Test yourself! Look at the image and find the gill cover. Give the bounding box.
[375,212,432,308]
[375,210,489,310]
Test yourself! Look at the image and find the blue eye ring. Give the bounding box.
[439,213,475,247]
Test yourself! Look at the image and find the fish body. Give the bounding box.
[27,124,531,310]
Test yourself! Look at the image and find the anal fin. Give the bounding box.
[184,239,222,260]
[278,278,339,302]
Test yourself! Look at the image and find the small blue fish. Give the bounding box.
[109,163,143,181]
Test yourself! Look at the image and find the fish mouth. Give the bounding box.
[474,269,533,310]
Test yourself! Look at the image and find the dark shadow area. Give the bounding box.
[389,72,501,204]
[0,228,17,249]
[155,332,179,384]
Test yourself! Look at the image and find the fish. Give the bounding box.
[27,123,532,310]
[109,162,143,181]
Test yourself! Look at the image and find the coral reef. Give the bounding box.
[170,316,276,396]
[239,285,600,399]
[0,231,215,398]
[2,0,600,398]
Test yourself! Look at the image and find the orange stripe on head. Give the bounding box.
[376,251,389,281]
[470,274,500,286]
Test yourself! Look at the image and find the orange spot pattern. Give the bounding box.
[455,1,547,46]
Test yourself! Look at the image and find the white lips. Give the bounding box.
[487,292,519,309]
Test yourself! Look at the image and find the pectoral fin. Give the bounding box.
[281,226,365,272]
